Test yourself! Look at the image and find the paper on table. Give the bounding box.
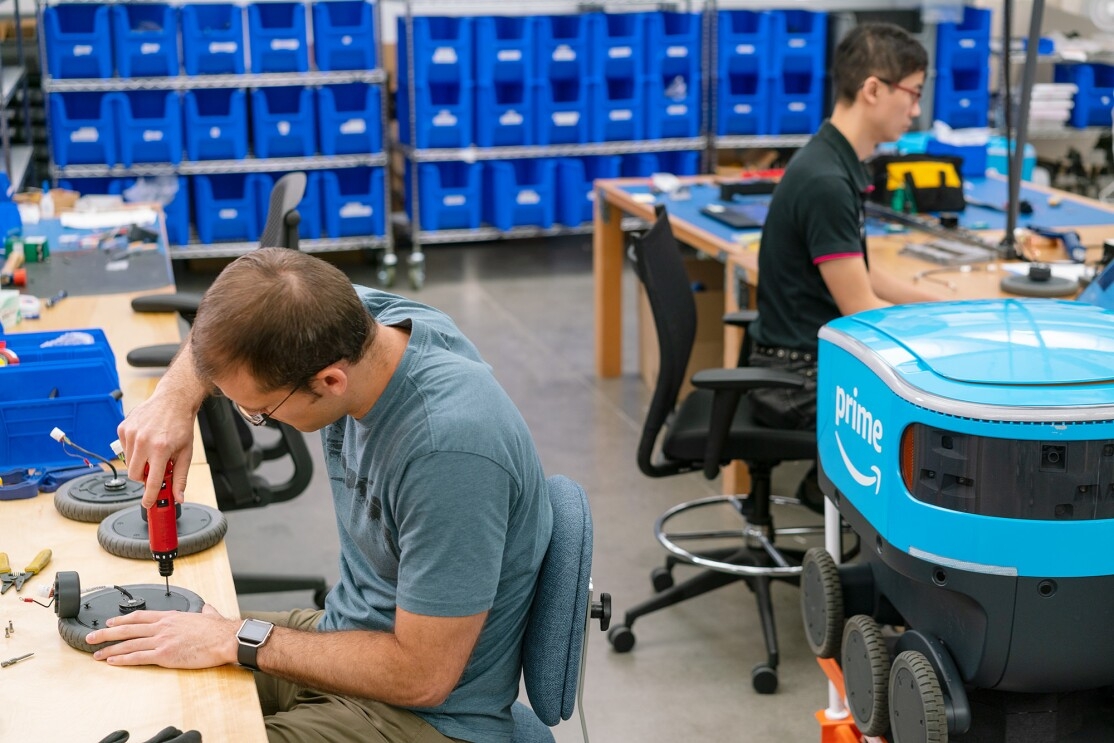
[1002,262,1089,281]
[60,208,159,231]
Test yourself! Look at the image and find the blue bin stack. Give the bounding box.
[112,5,179,77]
[318,83,382,155]
[118,90,182,166]
[534,14,592,144]
[313,1,375,71]
[644,12,702,139]
[397,16,473,148]
[934,6,991,128]
[474,16,534,147]
[248,2,309,73]
[406,161,482,231]
[716,10,772,135]
[322,167,385,237]
[181,4,245,75]
[250,86,316,157]
[49,92,118,166]
[556,155,621,226]
[483,159,556,230]
[43,5,114,79]
[768,10,827,135]
[193,173,267,244]
[1055,64,1114,128]
[589,12,646,142]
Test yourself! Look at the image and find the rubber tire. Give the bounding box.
[608,624,635,653]
[57,584,205,653]
[751,664,778,694]
[53,474,143,523]
[651,566,674,592]
[842,614,892,737]
[889,650,949,743]
[54,571,82,619]
[800,547,844,659]
[97,504,228,559]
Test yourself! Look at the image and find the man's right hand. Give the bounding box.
[117,389,197,508]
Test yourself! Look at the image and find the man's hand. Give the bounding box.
[86,604,239,669]
[117,391,196,508]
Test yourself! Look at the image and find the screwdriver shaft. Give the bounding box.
[2,652,33,668]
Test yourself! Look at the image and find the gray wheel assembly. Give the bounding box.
[800,547,844,659]
[889,650,948,743]
[842,614,892,737]
[54,472,144,523]
[53,570,205,653]
[97,503,228,559]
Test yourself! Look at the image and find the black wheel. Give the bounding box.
[842,614,892,737]
[889,650,948,743]
[54,473,143,523]
[313,586,329,610]
[97,504,228,559]
[57,583,205,653]
[651,566,674,592]
[800,547,844,659]
[751,664,778,694]
[53,571,81,619]
[608,624,635,653]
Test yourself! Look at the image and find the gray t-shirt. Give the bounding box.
[318,286,553,742]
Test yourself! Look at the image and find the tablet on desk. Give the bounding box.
[700,202,768,230]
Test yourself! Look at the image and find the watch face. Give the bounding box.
[239,619,273,645]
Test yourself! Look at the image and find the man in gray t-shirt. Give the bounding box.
[96,249,553,743]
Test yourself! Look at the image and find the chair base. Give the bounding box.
[233,573,329,609]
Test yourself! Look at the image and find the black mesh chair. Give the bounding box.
[605,205,822,694]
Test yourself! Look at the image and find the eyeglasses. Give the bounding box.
[876,78,923,103]
[235,386,298,427]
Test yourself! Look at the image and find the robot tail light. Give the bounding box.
[900,426,916,493]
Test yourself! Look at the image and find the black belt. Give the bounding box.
[755,345,816,364]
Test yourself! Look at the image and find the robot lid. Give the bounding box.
[819,298,1114,420]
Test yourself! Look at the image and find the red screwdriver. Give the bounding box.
[144,460,178,595]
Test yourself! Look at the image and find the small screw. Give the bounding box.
[91,619,98,627]
[1,652,33,668]
[3,628,7,639]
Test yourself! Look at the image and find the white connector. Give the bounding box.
[49,427,67,443]
[110,440,124,458]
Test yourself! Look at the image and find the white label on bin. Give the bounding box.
[141,43,161,55]
[609,46,631,59]
[340,118,367,134]
[733,103,752,114]
[341,34,353,46]
[516,189,540,205]
[959,99,971,108]
[443,194,465,207]
[553,45,576,62]
[498,49,522,62]
[219,208,238,219]
[609,109,632,121]
[209,126,222,139]
[735,44,755,55]
[277,121,291,135]
[960,39,975,48]
[210,42,237,54]
[667,46,687,58]
[143,129,164,142]
[788,102,805,112]
[433,110,457,127]
[553,111,579,126]
[789,39,806,48]
[73,45,93,57]
[340,201,372,218]
[272,38,300,51]
[667,104,687,116]
[499,110,523,126]
[71,127,99,143]
[432,47,457,64]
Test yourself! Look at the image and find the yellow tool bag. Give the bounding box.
[868,154,967,213]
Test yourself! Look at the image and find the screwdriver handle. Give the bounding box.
[0,553,8,574]
[25,549,51,575]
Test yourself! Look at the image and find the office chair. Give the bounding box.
[513,475,611,743]
[606,205,822,694]
[126,172,328,608]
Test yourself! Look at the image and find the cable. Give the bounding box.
[49,427,119,480]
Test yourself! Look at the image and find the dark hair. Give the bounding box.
[191,248,377,392]
[832,22,928,105]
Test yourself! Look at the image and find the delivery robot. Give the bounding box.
[802,298,1114,743]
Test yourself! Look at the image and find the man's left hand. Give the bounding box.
[86,604,239,669]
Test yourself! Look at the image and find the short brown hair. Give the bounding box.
[832,22,928,105]
[191,248,376,392]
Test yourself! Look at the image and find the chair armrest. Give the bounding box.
[131,292,204,316]
[691,367,806,392]
[722,309,758,329]
[126,343,181,368]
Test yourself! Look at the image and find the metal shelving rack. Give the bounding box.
[0,0,31,191]
[37,0,395,274]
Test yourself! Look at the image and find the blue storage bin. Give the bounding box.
[1055,64,1114,128]
[398,82,474,147]
[184,88,248,161]
[250,86,316,157]
[925,139,987,178]
[483,159,556,230]
[118,90,182,166]
[475,82,532,146]
[193,173,265,243]
[43,5,113,79]
[474,16,534,85]
[112,5,179,77]
[254,170,322,239]
[590,12,646,80]
[398,16,472,87]
[555,155,621,226]
[57,177,124,196]
[49,92,118,166]
[535,15,591,82]
[405,161,482,231]
[645,12,702,138]
[318,84,381,155]
[768,92,824,135]
[936,6,992,74]
[534,78,590,144]
[655,150,699,176]
[313,1,375,71]
[248,3,308,73]
[718,10,771,73]
[621,152,655,177]
[0,327,119,400]
[321,167,385,237]
[770,10,827,76]
[933,74,989,128]
[181,4,245,75]
[590,77,643,142]
[716,71,771,135]
[0,394,124,469]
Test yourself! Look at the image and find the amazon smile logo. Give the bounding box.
[834,385,883,495]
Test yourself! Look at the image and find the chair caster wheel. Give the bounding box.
[651,566,673,592]
[751,664,778,694]
[608,624,636,653]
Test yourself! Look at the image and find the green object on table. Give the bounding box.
[4,235,48,263]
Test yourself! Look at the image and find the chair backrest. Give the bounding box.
[260,171,307,250]
[629,205,699,478]
[521,474,593,727]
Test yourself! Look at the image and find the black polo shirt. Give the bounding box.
[750,121,871,353]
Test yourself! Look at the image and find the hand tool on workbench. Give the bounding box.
[0,549,51,594]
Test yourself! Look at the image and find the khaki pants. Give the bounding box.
[248,609,465,743]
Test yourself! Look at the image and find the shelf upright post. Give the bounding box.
[373,0,397,275]
[701,0,715,174]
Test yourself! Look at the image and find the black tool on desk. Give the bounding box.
[700,203,765,229]
[719,179,778,201]
[966,195,1034,215]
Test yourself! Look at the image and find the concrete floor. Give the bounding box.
[174,237,828,742]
